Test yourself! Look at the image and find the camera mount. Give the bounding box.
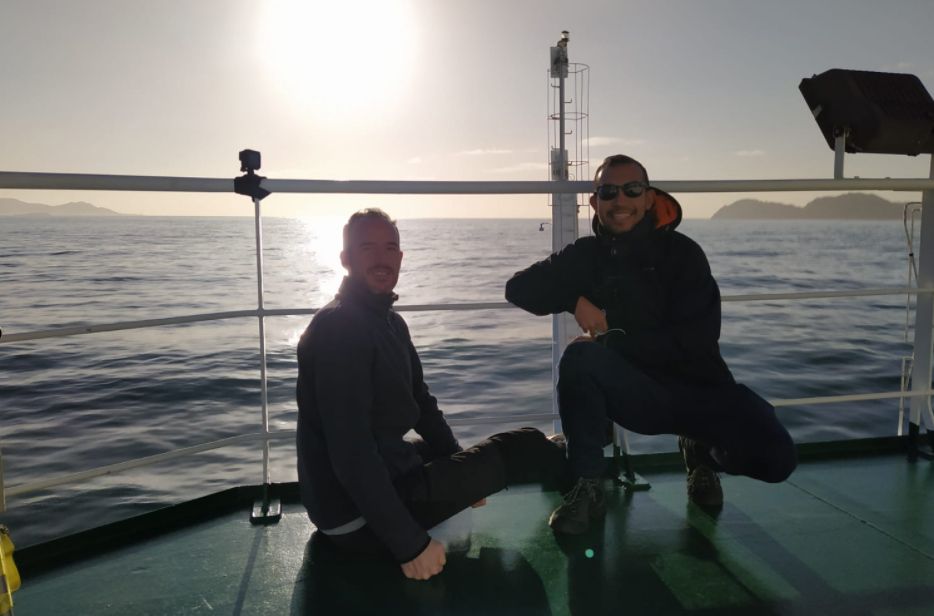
[234,149,270,201]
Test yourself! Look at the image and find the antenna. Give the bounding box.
[548,32,590,235]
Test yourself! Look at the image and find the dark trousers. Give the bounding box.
[557,341,797,482]
[325,427,565,559]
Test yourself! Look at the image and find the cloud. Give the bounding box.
[456,148,513,156]
[735,149,766,157]
[488,162,549,174]
[585,136,646,147]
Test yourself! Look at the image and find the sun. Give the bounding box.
[257,0,418,120]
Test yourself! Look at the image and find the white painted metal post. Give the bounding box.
[253,197,271,484]
[908,155,934,455]
[247,184,281,523]
[834,133,846,179]
[550,35,578,434]
[551,190,578,433]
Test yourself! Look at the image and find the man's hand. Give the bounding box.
[574,296,608,337]
[401,539,446,581]
[471,498,487,508]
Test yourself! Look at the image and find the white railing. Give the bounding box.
[3,170,934,503]
[3,171,934,194]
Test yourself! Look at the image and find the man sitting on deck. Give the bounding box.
[296,208,566,581]
[505,154,797,534]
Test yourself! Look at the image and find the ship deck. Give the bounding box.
[11,442,934,615]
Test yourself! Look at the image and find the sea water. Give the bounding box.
[0,216,917,544]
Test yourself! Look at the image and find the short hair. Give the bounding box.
[593,154,650,186]
[342,208,398,252]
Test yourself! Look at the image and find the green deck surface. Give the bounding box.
[10,453,934,615]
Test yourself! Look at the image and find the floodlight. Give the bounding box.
[799,69,934,156]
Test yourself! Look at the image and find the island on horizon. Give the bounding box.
[0,198,124,217]
[711,193,909,220]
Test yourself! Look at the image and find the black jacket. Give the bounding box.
[296,276,461,562]
[505,193,733,387]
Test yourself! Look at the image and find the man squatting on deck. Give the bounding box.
[506,154,798,534]
[296,209,567,581]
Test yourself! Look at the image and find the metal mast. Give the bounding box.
[548,31,589,432]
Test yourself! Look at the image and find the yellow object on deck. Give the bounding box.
[0,525,20,615]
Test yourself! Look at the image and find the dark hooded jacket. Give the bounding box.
[296,276,461,563]
[505,189,734,387]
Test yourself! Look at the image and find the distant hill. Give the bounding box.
[712,193,905,220]
[0,198,123,217]
[710,198,801,220]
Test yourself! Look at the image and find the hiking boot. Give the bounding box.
[548,477,606,534]
[679,436,723,508]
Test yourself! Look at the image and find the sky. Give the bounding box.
[2,0,934,219]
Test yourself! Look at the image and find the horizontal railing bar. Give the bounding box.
[7,386,930,499]
[264,303,509,317]
[380,302,508,312]
[267,177,934,194]
[0,173,232,192]
[721,287,926,302]
[0,303,509,343]
[0,310,260,342]
[2,290,927,344]
[2,171,934,194]
[771,389,934,407]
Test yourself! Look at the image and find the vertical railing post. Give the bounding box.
[908,154,934,460]
[234,149,282,522]
[253,195,271,482]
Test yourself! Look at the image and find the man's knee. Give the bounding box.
[559,340,589,371]
[485,427,567,486]
[742,428,798,483]
[558,341,603,382]
[756,428,797,483]
[730,385,797,482]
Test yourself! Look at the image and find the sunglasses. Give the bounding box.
[595,181,649,201]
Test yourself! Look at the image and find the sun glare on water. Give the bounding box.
[258,0,418,121]
[286,216,346,346]
[302,216,346,300]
